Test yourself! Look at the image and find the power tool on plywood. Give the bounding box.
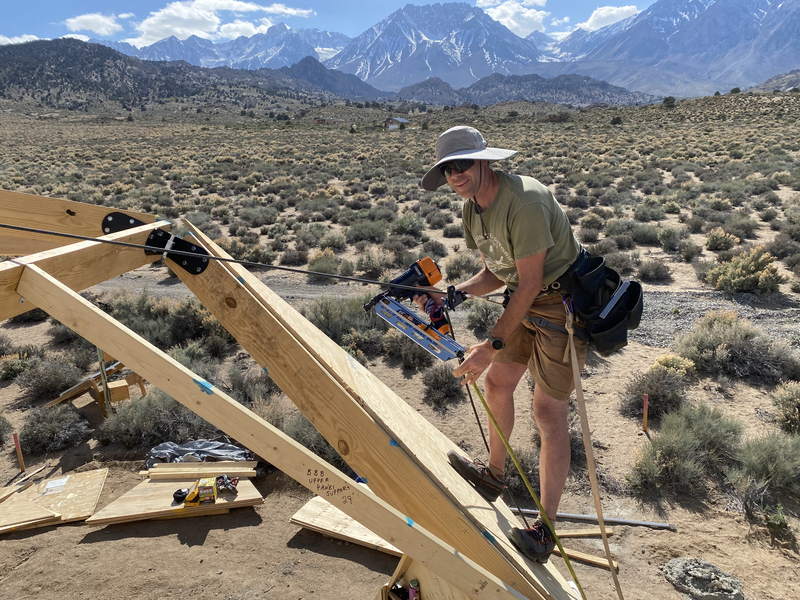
[364,257,468,362]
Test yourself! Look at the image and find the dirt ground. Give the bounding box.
[1,257,799,600]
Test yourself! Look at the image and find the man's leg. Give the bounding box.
[532,385,570,519]
[483,361,528,474]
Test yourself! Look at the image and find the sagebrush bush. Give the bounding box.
[443,223,464,238]
[16,357,83,402]
[319,232,347,253]
[620,368,687,419]
[705,227,739,251]
[0,411,12,445]
[676,311,800,383]
[504,446,540,498]
[650,354,695,377]
[445,252,481,281]
[98,390,218,448]
[282,411,346,470]
[704,246,783,294]
[638,260,672,282]
[657,227,687,251]
[465,300,503,333]
[228,365,280,406]
[679,239,703,262]
[0,332,13,356]
[773,381,800,434]
[20,405,91,453]
[731,432,800,497]
[383,329,434,370]
[307,248,339,284]
[422,363,464,409]
[303,294,385,345]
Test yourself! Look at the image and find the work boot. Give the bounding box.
[507,518,555,563]
[446,450,504,502]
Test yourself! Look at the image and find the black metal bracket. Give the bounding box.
[101,212,148,235]
[144,229,210,275]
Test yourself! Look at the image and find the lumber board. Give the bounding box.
[86,478,262,525]
[402,559,473,600]
[291,495,402,557]
[0,221,167,322]
[140,469,257,479]
[553,548,618,571]
[151,460,258,469]
[555,528,614,539]
[0,189,156,247]
[0,495,61,533]
[179,226,569,600]
[0,235,66,256]
[15,468,108,529]
[17,265,531,600]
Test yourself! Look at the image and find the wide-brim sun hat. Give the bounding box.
[421,126,517,191]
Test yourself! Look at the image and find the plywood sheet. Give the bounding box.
[150,461,258,470]
[16,468,108,528]
[86,478,263,525]
[0,495,61,534]
[291,495,402,557]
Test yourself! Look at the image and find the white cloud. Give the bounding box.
[577,5,639,31]
[475,0,501,6]
[484,1,549,37]
[62,34,90,42]
[550,17,570,27]
[65,13,124,36]
[124,1,313,47]
[0,34,40,45]
[119,13,136,19]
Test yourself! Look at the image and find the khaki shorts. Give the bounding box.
[493,294,588,401]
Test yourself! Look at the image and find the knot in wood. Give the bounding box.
[225,297,237,308]
[337,440,350,456]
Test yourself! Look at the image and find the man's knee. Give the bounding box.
[485,362,526,397]
[532,389,569,437]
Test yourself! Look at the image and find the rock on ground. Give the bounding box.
[663,557,745,600]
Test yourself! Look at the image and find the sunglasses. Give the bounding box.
[439,159,475,178]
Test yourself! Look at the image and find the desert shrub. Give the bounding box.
[627,404,742,494]
[679,240,703,262]
[307,249,339,284]
[633,204,664,222]
[638,260,672,282]
[773,381,800,434]
[383,329,434,370]
[675,311,800,383]
[684,215,705,234]
[579,213,605,230]
[0,412,11,445]
[731,432,800,497]
[465,300,503,333]
[504,446,540,497]
[705,227,739,251]
[0,333,13,356]
[341,328,385,357]
[319,232,347,253]
[586,238,618,256]
[8,308,48,323]
[347,220,388,243]
[303,294,385,345]
[723,212,759,239]
[421,239,448,259]
[295,223,328,248]
[604,251,638,273]
[282,411,346,471]
[443,223,464,238]
[657,227,688,252]
[215,237,276,264]
[16,357,83,402]
[228,365,280,406]
[704,246,783,294]
[20,405,91,453]
[759,208,779,222]
[630,224,660,245]
[445,252,481,281]
[356,250,393,279]
[578,228,599,243]
[767,233,800,259]
[620,368,687,419]
[650,354,695,377]
[422,363,464,409]
[339,261,355,276]
[239,206,278,227]
[663,201,681,214]
[97,390,218,448]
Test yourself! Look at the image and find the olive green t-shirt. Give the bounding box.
[462,172,580,290]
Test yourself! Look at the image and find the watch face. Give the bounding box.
[491,337,505,350]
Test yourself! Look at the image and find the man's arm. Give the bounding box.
[453,250,546,384]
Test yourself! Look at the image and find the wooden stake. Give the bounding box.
[643,394,649,432]
[13,433,25,472]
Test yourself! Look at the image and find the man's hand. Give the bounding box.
[452,341,499,386]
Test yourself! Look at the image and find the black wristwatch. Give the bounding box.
[488,335,505,351]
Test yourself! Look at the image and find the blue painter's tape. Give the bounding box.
[237,276,246,284]
[262,366,269,376]
[482,530,496,543]
[406,517,414,527]
[193,379,214,395]
[390,440,400,447]
[355,475,368,484]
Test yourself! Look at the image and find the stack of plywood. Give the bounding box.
[87,461,263,525]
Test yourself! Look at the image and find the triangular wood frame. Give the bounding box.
[1,193,578,600]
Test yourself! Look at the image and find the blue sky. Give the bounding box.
[1,1,654,47]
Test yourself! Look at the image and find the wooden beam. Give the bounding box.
[0,189,155,249]
[0,221,167,322]
[0,235,67,257]
[16,264,531,600]
[175,226,571,600]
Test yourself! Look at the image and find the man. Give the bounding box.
[417,126,588,563]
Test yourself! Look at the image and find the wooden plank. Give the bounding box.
[555,528,614,539]
[0,222,167,322]
[0,189,156,248]
[17,265,531,600]
[86,478,262,525]
[291,495,402,557]
[0,495,61,533]
[402,560,473,600]
[0,480,33,504]
[15,468,108,529]
[178,226,569,600]
[553,548,618,571]
[141,470,257,479]
[0,235,66,256]
[151,461,258,470]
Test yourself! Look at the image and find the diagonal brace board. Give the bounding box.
[15,263,529,600]
[173,227,571,600]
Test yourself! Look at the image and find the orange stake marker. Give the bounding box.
[642,394,649,432]
[13,432,25,472]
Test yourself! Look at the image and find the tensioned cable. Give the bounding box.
[0,222,508,303]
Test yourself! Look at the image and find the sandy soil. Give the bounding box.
[1,256,799,600]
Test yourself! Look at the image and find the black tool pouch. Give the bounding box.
[566,255,643,355]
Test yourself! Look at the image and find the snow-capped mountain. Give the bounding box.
[90,24,350,70]
[323,2,542,91]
